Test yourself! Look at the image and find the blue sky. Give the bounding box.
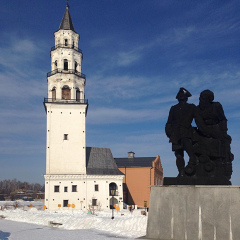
[0,0,240,184]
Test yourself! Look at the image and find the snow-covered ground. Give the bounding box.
[0,201,147,239]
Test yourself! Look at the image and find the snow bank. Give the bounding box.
[0,201,147,238]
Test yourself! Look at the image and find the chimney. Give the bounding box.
[128,151,135,158]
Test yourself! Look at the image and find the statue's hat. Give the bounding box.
[176,87,192,99]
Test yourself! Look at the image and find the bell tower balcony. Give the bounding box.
[51,44,82,54]
[44,98,88,104]
[47,68,86,79]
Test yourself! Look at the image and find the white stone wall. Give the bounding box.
[44,175,124,211]
[51,48,82,72]
[54,30,79,47]
[85,175,124,210]
[53,30,81,72]
[47,74,85,100]
[45,103,87,175]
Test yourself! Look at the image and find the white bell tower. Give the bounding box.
[44,3,88,175]
[43,3,124,211]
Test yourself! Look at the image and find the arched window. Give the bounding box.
[76,88,80,101]
[109,197,118,209]
[64,59,68,71]
[62,85,71,100]
[52,87,56,100]
[109,182,117,196]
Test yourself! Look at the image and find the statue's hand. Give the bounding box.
[165,124,172,138]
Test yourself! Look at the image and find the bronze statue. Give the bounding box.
[194,90,234,181]
[165,88,196,176]
[164,88,234,185]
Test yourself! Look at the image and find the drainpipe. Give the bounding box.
[125,167,127,184]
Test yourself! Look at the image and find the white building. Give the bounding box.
[44,3,124,211]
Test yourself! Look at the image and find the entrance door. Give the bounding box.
[109,197,118,209]
[63,200,68,207]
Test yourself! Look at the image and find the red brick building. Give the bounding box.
[115,152,163,208]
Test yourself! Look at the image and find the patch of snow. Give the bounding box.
[0,201,147,238]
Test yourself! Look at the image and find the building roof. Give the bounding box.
[59,4,75,31]
[115,157,156,167]
[86,147,124,175]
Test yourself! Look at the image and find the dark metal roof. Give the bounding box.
[86,147,124,175]
[115,157,156,167]
[59,5,75,31]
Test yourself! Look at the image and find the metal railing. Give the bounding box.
[44,98,88,104]
[47,69,86,78]
[51,44,82,54]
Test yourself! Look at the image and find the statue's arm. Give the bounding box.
[194,107,207,134]
[215,102,228,131]
[165,107,174,138]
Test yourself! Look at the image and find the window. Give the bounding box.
[52,87,56,100]
[76,89,80,101]
[63,200,68,207]
[72,185,77,192]
[64,134,68,140]
[53,60,57,70]
[64,59,68,70]
[92,199,97,206]
[95,184,99,191]
[75,61,78,72]
[62,85,71,99]
[65,39,68,46]
[64,187,68,192]
[54,186,59,192]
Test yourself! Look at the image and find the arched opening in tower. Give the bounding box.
[62,85,71,100]
[64,59,68,71]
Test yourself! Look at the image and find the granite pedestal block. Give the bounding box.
[143,185,240,240]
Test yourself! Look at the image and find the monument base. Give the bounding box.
[163,176,231,185]
[142,185,240,240]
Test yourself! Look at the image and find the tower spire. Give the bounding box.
[59,1,75,31]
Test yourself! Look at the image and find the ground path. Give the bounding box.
[0,220,132,240]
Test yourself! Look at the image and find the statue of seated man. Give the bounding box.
[195,90,234,178]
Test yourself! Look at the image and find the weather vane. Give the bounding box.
[67,0,69,7]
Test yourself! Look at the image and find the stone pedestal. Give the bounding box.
[143,185,240,240]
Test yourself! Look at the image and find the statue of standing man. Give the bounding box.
[165,88,196,176]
